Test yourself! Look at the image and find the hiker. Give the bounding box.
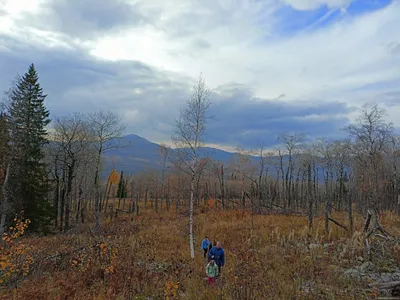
[208,241,214,252]
[208,241,225,275]
[201,236,211,258]
[207,241,216,262]
[206,259,218,286]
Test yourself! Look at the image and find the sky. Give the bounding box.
[0,0,399,151]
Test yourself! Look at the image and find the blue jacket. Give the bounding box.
[201,239,210,250]
[208,247,225,266]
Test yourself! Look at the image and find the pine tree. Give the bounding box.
[124,178,128,198]
[117,170,125,199]
[0,113,9,181]
[7,64,52,231]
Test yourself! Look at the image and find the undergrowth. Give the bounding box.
[1,207,399,299]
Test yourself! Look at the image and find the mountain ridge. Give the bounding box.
[101,134,328,183]
[103,134,240,175]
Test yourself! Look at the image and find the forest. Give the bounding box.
[0,64,400,299]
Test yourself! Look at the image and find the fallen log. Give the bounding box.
[368,281,400,290]
[364,210,372,232]
[328,217,348,230]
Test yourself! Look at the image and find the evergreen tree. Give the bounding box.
[124,178,128,198]
[116,170,125,198]
[7,64,52,231]
[0,113,9,178]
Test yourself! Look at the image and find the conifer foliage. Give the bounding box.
[116,171,127,199]
[7,64,52,230]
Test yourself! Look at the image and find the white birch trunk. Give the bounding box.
[189,170,195,259]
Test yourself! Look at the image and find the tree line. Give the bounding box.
[0,64,125,234]
[0,65,399,251]
[127,78,400,244]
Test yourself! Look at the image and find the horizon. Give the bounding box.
[1,0,399,150]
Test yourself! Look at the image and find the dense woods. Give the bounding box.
[1,64,400,299]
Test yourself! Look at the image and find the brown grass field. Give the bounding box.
[1,204,400,299]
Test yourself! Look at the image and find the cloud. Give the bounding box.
[82,0,399,104]
[0,0,399,150]
[0,37,192,140]
[282,0,352,11]
[207,86,353,148]
[0,38,355,150]
[22,0,148,39]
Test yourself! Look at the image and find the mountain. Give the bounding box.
[102,134,341,185]
[101,135,334,183]
[102,134,238,176]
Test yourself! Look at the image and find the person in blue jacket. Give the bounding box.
[201,236,211,258]
[208,241,225,275]
[207,241,216,262]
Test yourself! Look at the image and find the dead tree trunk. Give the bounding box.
[221,164,225,209]
[75,185,83,224]
[64,159,75,231]
[0,163,11,236]
[308,163,313,234]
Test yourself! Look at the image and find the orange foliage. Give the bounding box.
[1,209,399,299]
[0,214,33,285]
[107,169,120,186]
[207,198,216,208]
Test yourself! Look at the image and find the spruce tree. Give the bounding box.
[116,170,125,199]
[0,113,9,176]
[7,64,52,231]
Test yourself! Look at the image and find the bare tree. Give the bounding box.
[344,104,394,255]
[344,104,393,218]
[301,144,317,233]
[332,140,352,232]
[278,132,305,209]
[172,75,211,259]
[50,113,91,231]
[212,160,226,209]
[157,144,171,211]
[232,147,252,209]
[88,110,126,233]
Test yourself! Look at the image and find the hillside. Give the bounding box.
[101,135,334,182]
[1,206,399,299]
[102,134,240,175]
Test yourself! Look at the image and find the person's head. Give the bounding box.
[213,241,216,246]
[210,259,215,265]
[216,241,222,249]
[204,236,208,240]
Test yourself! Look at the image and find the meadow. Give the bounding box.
[1,204,399,300]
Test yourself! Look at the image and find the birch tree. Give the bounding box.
[51,113,91,231]
[88,110,126,234]
[278,132,304,209]
[344,104,394,249]
[344,104,393,219]
[172,75,211,259]
[158,144,171,211]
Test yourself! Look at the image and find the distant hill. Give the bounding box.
[102,134,239,176]
[102,134,332,183]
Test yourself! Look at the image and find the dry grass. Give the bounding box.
[1,205,399,299]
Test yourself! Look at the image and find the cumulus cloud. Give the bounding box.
[21,0,148,39]
[0,0,399,149]
[0,38,355,149]
[207,86,353,148]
